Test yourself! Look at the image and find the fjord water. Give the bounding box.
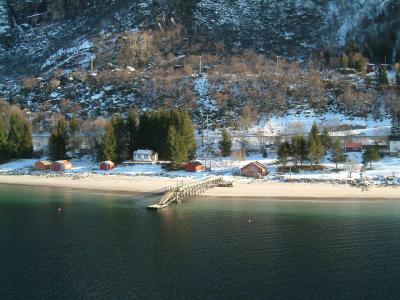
[1,185,400,299]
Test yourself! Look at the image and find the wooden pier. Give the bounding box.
[148,177,232,210]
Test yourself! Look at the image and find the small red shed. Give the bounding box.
[100,161,115,171]
[345,142,363,152]
[50,160,72,172]
[185,161,206,172]
[240,161,268,178]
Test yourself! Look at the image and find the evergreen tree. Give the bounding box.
[99,121,118,163]
[219,129,232,157]
[8,111,33,159]
[396,71,400,88]
[376,65,389,86]
[320,127,332,153]
[363,44,371,60]
[277,141,291,166]
[167,125,185,169]
[331,139,346,170]
[291,135,307,166]
[0,118,9,162]
[127,110,138,156]
[308,123,324,165]
[48,118,70,161]
[181,110,196,160]
[362,148,380,169]
[111,115,126,163]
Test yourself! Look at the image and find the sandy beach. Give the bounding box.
[0,175,399,200]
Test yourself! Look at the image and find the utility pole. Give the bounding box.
[199,55,203,74]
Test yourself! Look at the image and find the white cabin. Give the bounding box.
[133,149,159,162]
[389,137,400,157]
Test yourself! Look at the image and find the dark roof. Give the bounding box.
[187,161,204,166]
[345,142,363,148]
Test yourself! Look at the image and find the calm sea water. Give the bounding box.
[1,184,400,299]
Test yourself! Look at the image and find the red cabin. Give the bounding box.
[185,161,206,172]
[100,161,115,171]
[50,160,72,172]
[345,142,363,152]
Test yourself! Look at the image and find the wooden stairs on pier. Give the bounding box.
[148,177,231,210]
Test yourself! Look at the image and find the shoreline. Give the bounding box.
[0,174,399,201]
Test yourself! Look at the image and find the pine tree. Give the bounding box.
[99,121,118,163]
[219,129,232,157]
[362,148,381,169]
[277,141,291,166]
[320,127,332,153]
[48,118,70,161]
[0,118,9,162]
[111,115,126,163]
[181,110,196,160]
[8,111,33,159]
[308,123,324,165]
[376,65,389,86]
[363,44,371,60]
[331,139,346,170]
[291,135,307,166]
[127,110,138,156]
[167,125,185,169]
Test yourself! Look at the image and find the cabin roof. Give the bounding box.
[187,161,204,166]
[36,160,51,165]
[241,161,267,171]
[134,149,155,155]
[345,142,363,148]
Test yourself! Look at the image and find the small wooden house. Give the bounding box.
[389,136,400,157]
[133,150,158,163]
[100,161,115,171]
[34,160,52,171]
[345,142,363,153]
[185,161,206,173]
[240,161,268,178]
[50,160,72,172]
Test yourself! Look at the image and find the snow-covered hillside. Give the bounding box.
[0,0,399,81]
[0,0,12,43]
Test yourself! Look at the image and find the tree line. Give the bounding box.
[99,109,196,168]
[48,109,196,169]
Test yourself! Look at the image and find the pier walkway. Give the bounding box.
[148,177,232,210]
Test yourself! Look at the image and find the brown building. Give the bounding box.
[185,161,206,173]
[100,161,115,171]
[34,160,52,171]
[345,142,363,152]
[50,160,72,172]
[240,161,268,178]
